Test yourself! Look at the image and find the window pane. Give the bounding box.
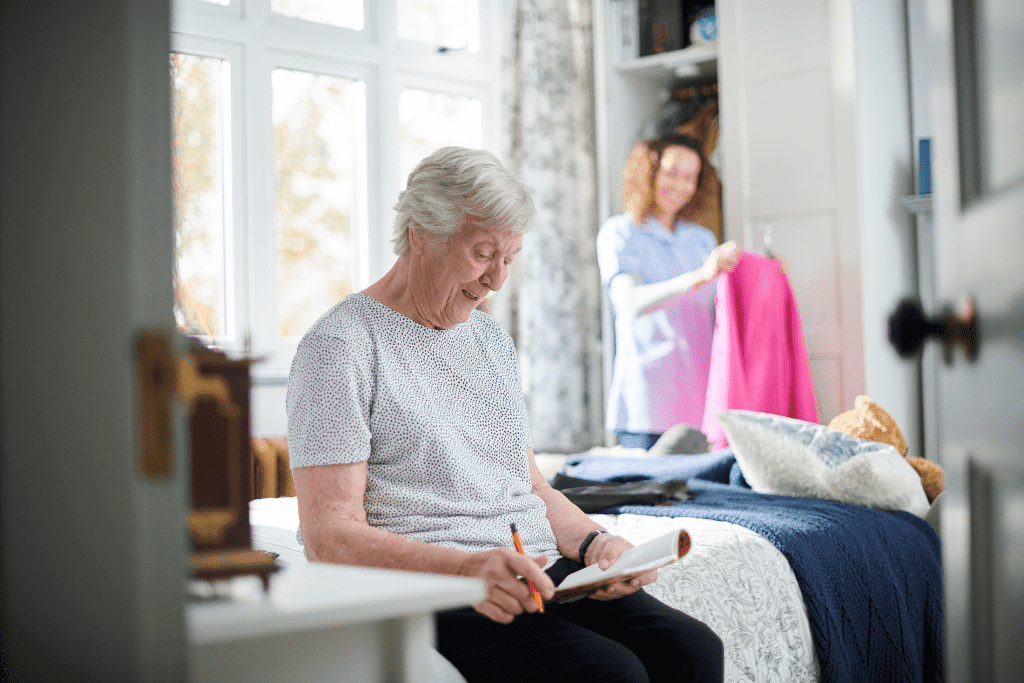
[171,53,230,338]
[399,88,483,187]
[397,0,479,51]
[273,69,366,339]
[272,0,363,30]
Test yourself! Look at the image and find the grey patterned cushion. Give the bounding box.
[718,410,929,517]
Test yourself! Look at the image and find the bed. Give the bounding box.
[247,429,944,683]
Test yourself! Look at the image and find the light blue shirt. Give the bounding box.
[596,214,718,434]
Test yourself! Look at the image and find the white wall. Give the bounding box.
[253,382,289,437]
[851,0,923,456]
[907,0,933,170]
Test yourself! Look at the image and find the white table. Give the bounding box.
[188,562,485,683]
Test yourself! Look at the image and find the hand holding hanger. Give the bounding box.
[702,240,743,281]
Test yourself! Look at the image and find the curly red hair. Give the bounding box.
[621,133,708,228]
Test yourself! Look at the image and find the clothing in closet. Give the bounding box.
[701,252,819,449]
[597,214,718,436]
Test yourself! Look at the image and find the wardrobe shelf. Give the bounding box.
[899,194,933,215]
[615,44,717,78]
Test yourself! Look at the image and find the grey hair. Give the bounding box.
[391,146,535,256]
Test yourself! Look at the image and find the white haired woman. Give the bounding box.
[287,146,723,683]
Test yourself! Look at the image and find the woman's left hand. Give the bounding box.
[583,533,658,601]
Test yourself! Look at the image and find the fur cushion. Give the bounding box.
[718,410,930,518]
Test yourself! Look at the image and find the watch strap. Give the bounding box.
[578,529,607,564]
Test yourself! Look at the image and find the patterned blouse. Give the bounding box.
[286,293,561,560]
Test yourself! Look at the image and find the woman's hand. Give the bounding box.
[459,547,555,624]
[583,533,658,601]
[702,240,743,281]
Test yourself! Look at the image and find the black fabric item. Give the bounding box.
[550,473,691,513]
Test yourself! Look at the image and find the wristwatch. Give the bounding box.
[578,530,607,564]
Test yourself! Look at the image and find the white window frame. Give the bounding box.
[171,0,504,381]
[170,35,247,347]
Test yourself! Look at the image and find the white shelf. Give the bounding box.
[899,194,933,215]
[615,44,717,78]
[188,562,485,645]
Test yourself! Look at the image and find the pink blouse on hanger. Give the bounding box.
[701,252,819,450]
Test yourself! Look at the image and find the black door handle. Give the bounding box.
[887,297,978,363]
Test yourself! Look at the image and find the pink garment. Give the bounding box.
[701,252,819,449]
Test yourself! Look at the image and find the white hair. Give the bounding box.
[391,147,535,256]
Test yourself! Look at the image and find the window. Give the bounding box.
[398,86,484,186]
[171,0,499,378]
[397,0,479,50]
[272,68,365,339]
[271,0,363,30]
[171,52,232,338]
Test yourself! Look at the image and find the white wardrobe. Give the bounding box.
[593,0,924,457]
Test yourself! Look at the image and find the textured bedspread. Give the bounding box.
[568,451,944,683]
[595,513,820,682]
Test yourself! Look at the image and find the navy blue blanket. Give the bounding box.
[567,449,944,683]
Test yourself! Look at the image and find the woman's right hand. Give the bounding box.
[703,240,743,280]
[459,548,555,624]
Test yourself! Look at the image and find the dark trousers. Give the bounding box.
[436,558,724,683]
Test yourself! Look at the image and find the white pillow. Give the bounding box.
[718,410,930,518]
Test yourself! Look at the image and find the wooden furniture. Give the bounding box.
[186,341,277,588]
[250,437,295,500]
[188,562,486,683]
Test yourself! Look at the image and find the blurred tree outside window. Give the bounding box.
[273,70,365,339]
[171,53,230,339]
[399,87,483,190]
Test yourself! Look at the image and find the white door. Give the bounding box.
[924,0,1024,680]
[0,1,190,680]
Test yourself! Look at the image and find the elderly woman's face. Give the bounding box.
[654,145,701,217]
[412,220,521,327]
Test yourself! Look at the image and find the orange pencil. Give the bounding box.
[510,522,545,613]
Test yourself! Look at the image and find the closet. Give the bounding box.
[593,0,919,448]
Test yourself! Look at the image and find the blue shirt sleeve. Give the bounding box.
[597,215,643,289]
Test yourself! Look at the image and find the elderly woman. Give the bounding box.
[597,134,743,450]
[287,146,723,683]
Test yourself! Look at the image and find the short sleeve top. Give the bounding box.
[286,293,560,559]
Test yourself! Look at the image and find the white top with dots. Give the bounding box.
[286,293,561,560]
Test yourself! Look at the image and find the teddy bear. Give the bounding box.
[828,395,944,504]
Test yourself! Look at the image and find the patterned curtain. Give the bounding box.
[491,0,603,453]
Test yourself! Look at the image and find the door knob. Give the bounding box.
[887,297,978,363]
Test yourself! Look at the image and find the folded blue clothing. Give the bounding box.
[566,447,749,487]
[565,451,944,683]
